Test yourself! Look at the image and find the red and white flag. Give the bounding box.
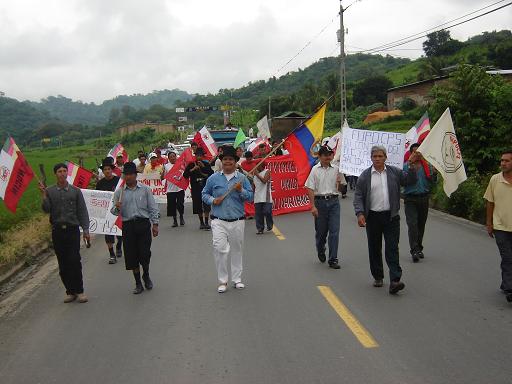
[107,143,128,163]
[193,126,217,160]
[66,161,93,189]
[164,148,194,190]
[0,137,34,213]
[247,137,271,154]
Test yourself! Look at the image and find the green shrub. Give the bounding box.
[430,173,490,224]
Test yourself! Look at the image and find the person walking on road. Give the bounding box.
[484,149,512,303]
[111,162,160,295]
[403,143,437,262]
[353,145,418,294]
[253,160,273,234]
[39,163,91,303]
[305,146,346,269]
[164,151,185,228]
[184,147,214,230]
[202,146,254,293]
[96,157,123,264]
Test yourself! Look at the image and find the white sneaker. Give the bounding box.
[217,284,227,293]
[234,282,245,290]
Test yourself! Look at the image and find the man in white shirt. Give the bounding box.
[164,151,185,227]
[353,145,418,294]
[253,160,273,234]
[305,146,346,269]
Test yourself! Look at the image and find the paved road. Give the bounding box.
[0,193,511,384]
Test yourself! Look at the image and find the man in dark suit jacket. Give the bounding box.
[353,145,418,294]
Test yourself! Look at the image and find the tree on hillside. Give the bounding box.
[352,75,393,107]
[423,30,464,57]
[417,57,448,80]
[430,64,512,174]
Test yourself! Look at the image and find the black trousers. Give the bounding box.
[365,211,402,282]
[255,202,273,231]
[167,190,185,217]
[404,194,430,255]
[122,218,152,270]
[495,230,512,293]
[52,225,83,295]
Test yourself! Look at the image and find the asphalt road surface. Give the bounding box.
[1,194,511,384]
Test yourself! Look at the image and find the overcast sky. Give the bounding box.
[0,0,510,103]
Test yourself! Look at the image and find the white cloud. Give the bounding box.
[0,0,510,103]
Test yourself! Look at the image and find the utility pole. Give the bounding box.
[268,96,271,119]
[338,0,347,129]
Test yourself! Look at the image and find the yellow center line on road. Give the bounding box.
[271,225,286,240]
[317,285,379,349]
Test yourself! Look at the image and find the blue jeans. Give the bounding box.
[314,198,340,263]
[255,203,273,231]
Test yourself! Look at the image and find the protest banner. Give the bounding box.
[137,174,167,204]
[81,189,122,236]
[245,154,311,216]
[340,127,406,176]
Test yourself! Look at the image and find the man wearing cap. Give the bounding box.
[184,147,214,230]
[111,162,160,294]
[39,163,91,303]
[144,153,164,178]
[114,154,125,177]
[96,157,123,264]
[164,151,185,228]
[202,146,254,293]
[305,146,346,269]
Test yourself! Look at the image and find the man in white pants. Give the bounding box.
[202,146,254,293]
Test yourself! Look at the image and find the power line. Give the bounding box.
[272,13,339,77]
[357,0,511,54]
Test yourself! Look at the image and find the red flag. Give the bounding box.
[164,148,194,190]
[66,161,93,189]
[107,143,128,163]
[193,126,217,160]
[2,152,34,213]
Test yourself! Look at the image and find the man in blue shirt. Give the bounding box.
[202,146,253,293]
[403,143,437,263]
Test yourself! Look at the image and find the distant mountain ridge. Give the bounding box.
[26,88,194,126]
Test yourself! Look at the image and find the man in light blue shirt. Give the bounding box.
[111,162,160,295]
[202,146,253,293]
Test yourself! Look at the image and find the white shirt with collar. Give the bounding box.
[370,166,390,211]
[305,162,341,196]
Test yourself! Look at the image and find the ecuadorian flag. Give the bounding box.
[283,103,326,186]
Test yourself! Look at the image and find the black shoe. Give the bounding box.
[172,218,178,227]
[256,230,264,235]
[329,262,340,269]
[199,223,205,230]
[143,275,153,290]
[266,227,273,231]
[317,252,326,263]
[116,249,122,258]
[389,281,405,295]
[506,293,512,303]
[204,224,211,231]
[412,253,420,263]
[108,256,117,264]
[418,251,425,259]
[373,279,384,288]
[180,216,185,226]
[133,284,144,295]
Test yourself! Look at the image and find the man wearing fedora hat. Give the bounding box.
[202,146,253,293]
[96,157,123,264]
[111,161,160,294]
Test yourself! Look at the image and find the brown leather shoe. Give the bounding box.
[77,293,89,303]
[64,294,77,303]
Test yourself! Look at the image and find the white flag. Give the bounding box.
[256,116,271,139]
[417,108,466,197]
